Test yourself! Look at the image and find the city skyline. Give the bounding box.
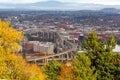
[0,0,120,5]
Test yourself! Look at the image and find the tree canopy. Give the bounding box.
[73,53,96,80]
[84,31,116,80]
[42,59,61,80]
[0,20,45,80]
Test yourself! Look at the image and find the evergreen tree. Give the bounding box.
[73,53,96,80]
[42,59,61,80]
[84,31,116,80]
[114,53,120,80]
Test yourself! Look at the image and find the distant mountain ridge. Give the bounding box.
[32,1,65,6]
[0,1,120,10]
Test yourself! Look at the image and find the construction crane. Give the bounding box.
[43,52,47,66]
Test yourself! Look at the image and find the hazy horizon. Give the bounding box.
[0,0,120,5]
[0,0,120,10]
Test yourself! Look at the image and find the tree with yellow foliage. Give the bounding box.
[0,20,45,80]
[59,63,75,80]
[0,19,22,52]
[27,64,45,80]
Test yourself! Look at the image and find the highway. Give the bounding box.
[27,47,76,61]
[24,28,78,65]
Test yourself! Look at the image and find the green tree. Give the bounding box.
[42,59,61,80]
[84,31,116,80]
[73,53,96,80]
[114,53,120,80]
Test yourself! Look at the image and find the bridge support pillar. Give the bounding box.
[67,53,69,59]
[34,59,36,64]
[61,54,64,62]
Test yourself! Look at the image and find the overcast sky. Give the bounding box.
[0,0,120,5]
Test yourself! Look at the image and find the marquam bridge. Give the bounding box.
[23,28,78,66]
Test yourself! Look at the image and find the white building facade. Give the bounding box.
[29,41,54,54]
